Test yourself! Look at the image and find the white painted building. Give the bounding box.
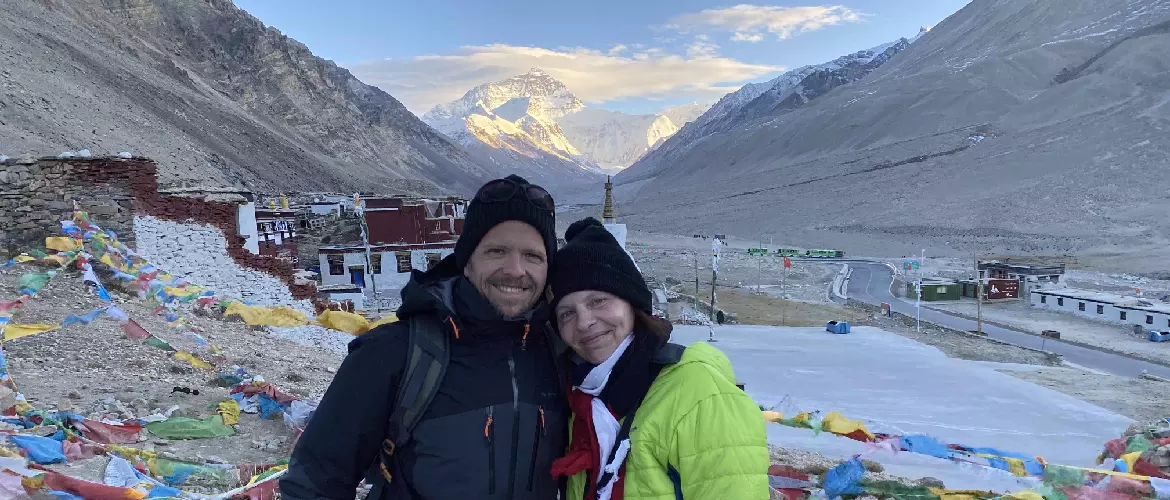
[319,245,455,293]
[1030,288,1170,330]
[309,202,341,216]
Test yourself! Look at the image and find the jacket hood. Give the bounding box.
[396,254,461,319]
[672,341,737,384]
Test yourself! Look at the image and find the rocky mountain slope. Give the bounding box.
[617,30,924,186]
[0,0,497,195]
[610,0,1170,271]
[423,69,712,180]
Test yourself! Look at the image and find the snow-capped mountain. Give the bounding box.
[422,69,600,186]
[422,68,711,180]
[424,68,585,122]
[617,32,921,184]
[735,37,913,120]
[659,102,709,127]
[558,109,680,171]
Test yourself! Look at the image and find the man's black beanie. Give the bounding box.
[455,174,557,270]
[550,217,652,314]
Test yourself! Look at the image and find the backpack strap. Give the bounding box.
[370,314,450,491]
[390,314,450,445]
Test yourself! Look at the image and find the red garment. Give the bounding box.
[550,386,627,499]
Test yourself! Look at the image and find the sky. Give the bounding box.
[233,1,971,116]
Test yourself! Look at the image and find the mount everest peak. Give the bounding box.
[423,69,585,123]
[421,69,712,181]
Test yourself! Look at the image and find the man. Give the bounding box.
[281,175,568,499]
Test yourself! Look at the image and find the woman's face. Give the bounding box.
[554,290,635,364]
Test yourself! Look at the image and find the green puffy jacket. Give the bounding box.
[565,341,771,500]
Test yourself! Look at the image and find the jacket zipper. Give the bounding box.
[506,351,521,499]
[527,406,546,491]
[485,407,496,494]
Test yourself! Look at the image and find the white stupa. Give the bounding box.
[601,176,639,271]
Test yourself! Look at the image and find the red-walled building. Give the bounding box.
[364,197,466,245]
[317,196,467,296]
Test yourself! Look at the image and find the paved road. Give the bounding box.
[844,262,1170,379]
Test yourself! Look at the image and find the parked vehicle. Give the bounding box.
[807,249,845,258]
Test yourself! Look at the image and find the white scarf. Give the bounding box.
[574,334,634,500]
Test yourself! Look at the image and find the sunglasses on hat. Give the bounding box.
[476,178,555,212]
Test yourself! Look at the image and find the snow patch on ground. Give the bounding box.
[667,324,1131,490]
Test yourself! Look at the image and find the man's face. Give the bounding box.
[464,220,548,317]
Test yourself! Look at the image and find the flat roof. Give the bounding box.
[319,242,455,253]
[979,261,1065,275]
[1033,288,1170,314]
[318,284,363,292]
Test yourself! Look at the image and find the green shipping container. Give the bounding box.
[958,280,976,298]
[906,281,961,301]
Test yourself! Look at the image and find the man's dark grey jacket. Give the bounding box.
[280,256,568,499]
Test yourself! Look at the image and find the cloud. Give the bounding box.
[731,32,765,42]
[664,4,864,41]
[686,38,720,58]
[348,44,782,114]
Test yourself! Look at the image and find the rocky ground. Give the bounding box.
[0,261,348,491]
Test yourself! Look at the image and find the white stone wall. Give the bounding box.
[237,202,260,254]
[1031,290,1170,330]
[604,223,641,272]
[132,215,312,310]
[310,203,340,216]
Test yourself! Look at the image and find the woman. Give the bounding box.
[548,217,770,500]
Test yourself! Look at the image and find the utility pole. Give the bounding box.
[975,252,983,335]
[756,238,763,295]
[709,238,721,343]
[781,264,788,326]
[916,248,924,332]
[693,251,700,308]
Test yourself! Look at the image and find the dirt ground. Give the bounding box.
[623,232,843,305]
[706,289,857,327]
[997,365,1170,423]
[928,299,1170,366]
